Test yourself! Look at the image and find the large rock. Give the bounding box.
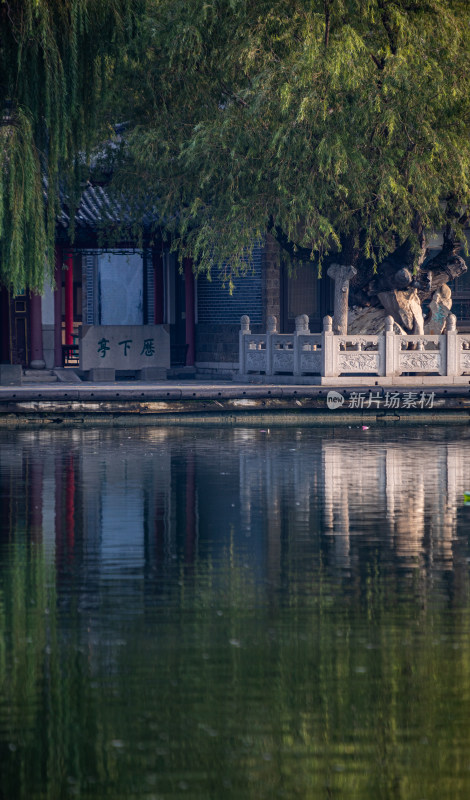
[348,305,405,335]
[377,287,424,334]
[424,285,452,334]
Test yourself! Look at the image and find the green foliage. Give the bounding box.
[0,0,141,291]
[3,0,469,289]
[115,0,470,278]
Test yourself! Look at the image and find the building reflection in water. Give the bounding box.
[1,427,470,590]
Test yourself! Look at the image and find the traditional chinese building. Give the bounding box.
[0,180,331,377]
[2,179,470,379]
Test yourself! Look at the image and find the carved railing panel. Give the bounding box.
[459,339,470,372]
[272,334,294,373]
[299,334,322,374]
[396,335,445,374]
[399,352,441,372]
[245,351,268,372]
[273,350,294,372]
[338,337,380,352]
[337,352,381,373]
[298,334,321,351]
[334,335,382,375]
[244,334,267,372]
[245,334,267,349]
[300,352,322,373]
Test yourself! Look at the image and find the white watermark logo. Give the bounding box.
[326,391,345,410]
[326,390,435,410]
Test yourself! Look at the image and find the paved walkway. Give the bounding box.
[1,376,470,397]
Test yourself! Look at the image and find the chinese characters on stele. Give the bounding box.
[97,337,156,359]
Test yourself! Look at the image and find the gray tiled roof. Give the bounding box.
[56,181,159,236]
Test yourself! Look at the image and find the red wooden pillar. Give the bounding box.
[29,292,45,368]
[184,257,195,366]
[153,250,164,324]
[64,252,74,346]
[54,246,63,367]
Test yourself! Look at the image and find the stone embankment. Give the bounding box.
[0,382,470,427]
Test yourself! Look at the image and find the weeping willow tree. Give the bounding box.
[0,0,142,293]
[114,0,470,332]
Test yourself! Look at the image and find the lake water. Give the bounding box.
[1,425,470,799]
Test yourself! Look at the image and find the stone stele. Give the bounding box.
[80,325,170,371]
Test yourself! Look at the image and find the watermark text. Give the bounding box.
[326,390,435,411]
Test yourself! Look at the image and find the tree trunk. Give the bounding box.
[272,220,468,334]
[348,236,467,333]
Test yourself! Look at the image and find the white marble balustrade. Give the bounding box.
[239,312,470,385]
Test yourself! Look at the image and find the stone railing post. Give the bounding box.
[239,315,251,375]
[266,315,277,375]
[446,313,458,377]
[384,315,396,377]
[327,264,357,335]
[294,314,309,376]
[322,315,336,378]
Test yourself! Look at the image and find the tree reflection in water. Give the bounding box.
[1,426,470,799]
